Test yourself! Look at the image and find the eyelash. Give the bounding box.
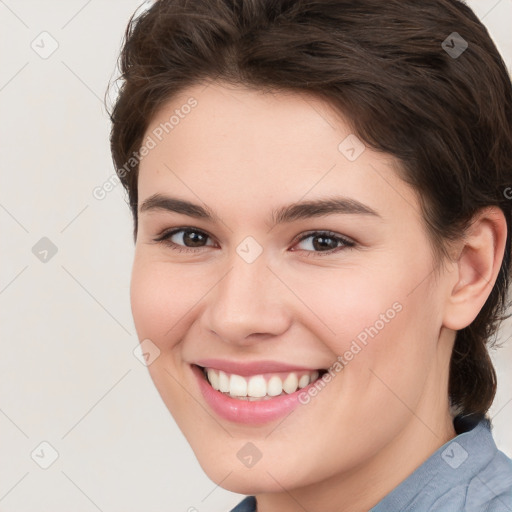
[152,227,356,257]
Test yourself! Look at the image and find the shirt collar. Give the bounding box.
[371,417,497,511]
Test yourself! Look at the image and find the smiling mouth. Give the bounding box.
[195,364,328,401]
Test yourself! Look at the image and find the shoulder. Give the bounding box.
[431,444,512,511]
[373,418,512,512]
[229,496,256,512]
[467,449,512,511]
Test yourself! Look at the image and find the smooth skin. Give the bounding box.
[130,81,507,512]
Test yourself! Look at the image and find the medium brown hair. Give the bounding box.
[107,0,512,420]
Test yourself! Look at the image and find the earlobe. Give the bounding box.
[443,207,507,331]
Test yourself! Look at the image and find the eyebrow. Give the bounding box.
[139,193,381,226]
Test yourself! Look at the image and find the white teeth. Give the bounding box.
[282,372,299,394]
[298,374,310,389]
[207,369,220,390]
[203,367,323,399]
[267,376,283,396]
[229,374,247,397]
[218,370,230,392]
[247,375,267,397]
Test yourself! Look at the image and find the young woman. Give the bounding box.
[108,0,512,510]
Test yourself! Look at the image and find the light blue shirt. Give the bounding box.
[230,416,512,511]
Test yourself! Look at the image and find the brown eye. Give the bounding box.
[154,227,215,252]
[292,231,355,256]
[177,230,209,247]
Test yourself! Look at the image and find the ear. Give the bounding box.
[442,206,508,331]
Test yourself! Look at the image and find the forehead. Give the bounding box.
[137,81,420,224]
[143,81,348,164]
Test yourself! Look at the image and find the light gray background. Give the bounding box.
[1,1,511,511]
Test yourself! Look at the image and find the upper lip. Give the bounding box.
[192,358,324,376]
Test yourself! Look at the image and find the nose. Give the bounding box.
[202,250,291,346]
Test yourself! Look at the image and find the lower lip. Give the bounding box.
[191,364,319,425]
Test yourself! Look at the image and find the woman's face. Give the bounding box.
[131,81,457,494]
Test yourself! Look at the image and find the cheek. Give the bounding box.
[130,255,198,346]
[283,263,402,353]
[129,255,201,417]
[288,258,439,389]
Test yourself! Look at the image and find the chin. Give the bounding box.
[202,463,295,495]
[195,446,316,495]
